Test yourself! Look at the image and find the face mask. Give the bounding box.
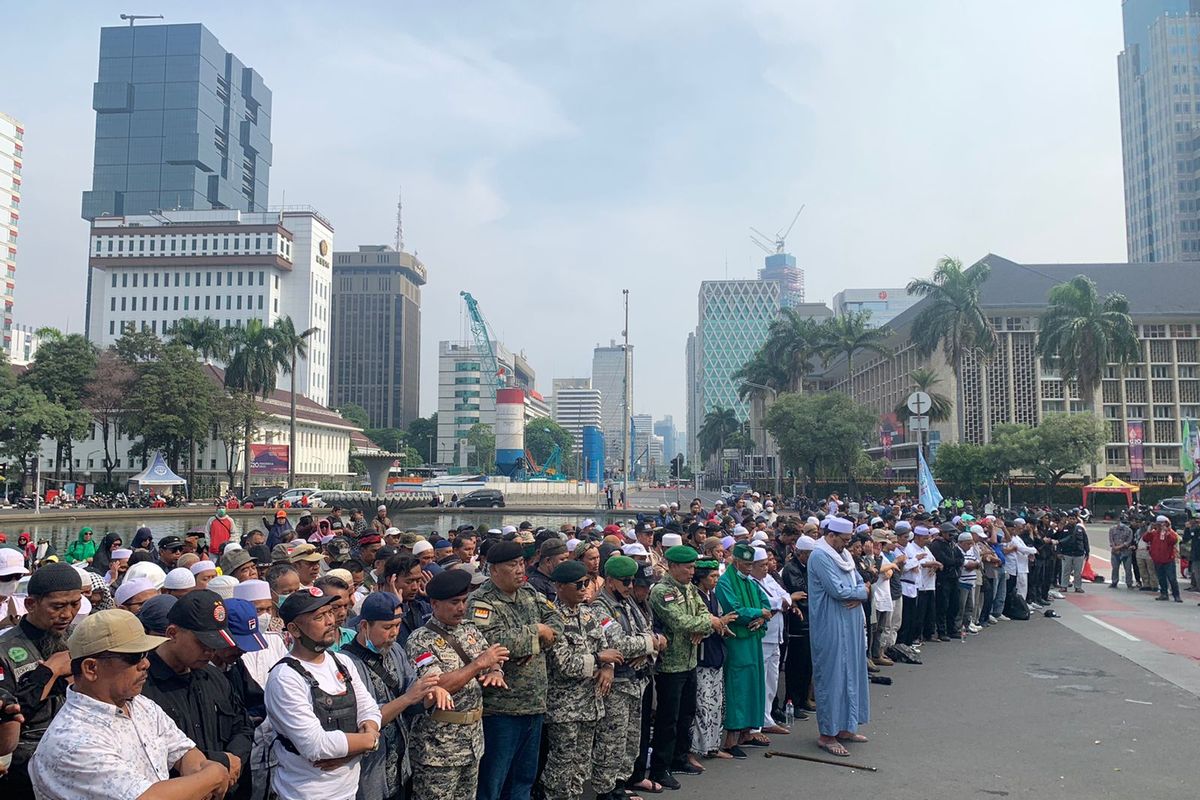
[295,629,329,654]
[0,579,18,598]
[276,593,291,606]
[257,612,272,630]
[365,638,381,654]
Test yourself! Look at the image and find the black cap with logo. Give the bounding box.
[166,589,236,649]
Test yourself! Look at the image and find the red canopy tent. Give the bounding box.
[1081,474,1139,508]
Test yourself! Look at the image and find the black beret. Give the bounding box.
[486,540,524,565]
[550,560,587,583]
[27,563,83,597]
[426,568,473,600]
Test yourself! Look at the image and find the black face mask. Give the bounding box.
[291,626,329,654]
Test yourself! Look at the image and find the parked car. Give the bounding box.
[279,487,324,508]
[459,489,506,508]
[242,486,286,507]
[1153,497,1199,527]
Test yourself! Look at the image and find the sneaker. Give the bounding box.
[939,635,952,642]
[988,615,1000,624]
[1049,591,1065,600]
[1029,602,1044,610]
[967,624,982,633]
[1073,588,1085,594]
[1154,595,1168,601]
[1000,615,1014,621]
[876,655,894,666]
[1173,598,1183,603]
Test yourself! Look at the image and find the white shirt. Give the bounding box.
[754,574,789,644]
[1004,537,1036,576]
[241,630,290,690]
[265,651,383,800]
[30,688,195,800]
[872,562,895,612]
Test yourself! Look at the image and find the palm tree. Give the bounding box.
[818,311,893,384]
[1036,275,1140,410]
[698,406,742,484]
[272,316,319,490]
[894,367,954,423]
[732,349,789,402]
[224,320,288,493]
[171,317,231,363]
[764,308,825,392]
[907,256,998,440]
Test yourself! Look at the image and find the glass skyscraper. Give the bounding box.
[81,23,271,221]
[1118,1,1200,261]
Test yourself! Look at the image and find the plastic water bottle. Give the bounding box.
[785,700,795,726]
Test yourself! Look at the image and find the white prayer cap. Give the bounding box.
[412,540,433,555]
[487,529,502,536]
[895,521,912,534]
[752,548,769,562]
[207,575,239,600]
[721,535,735,549]
[622,543,649,557]
[732,526,749,537]
[1156,515,1170,523]
[502,525,517,535]
[969,525,985,536]
[661,533,683,548]
[855,524,870,534]
[870,517,883,526]
[751,540,767,549]
[385,527,401,537]
[581,519,595,529]
[807,516,820,526]
[624,529,638,542]
[913,526,931,537]
[189,560,217,575]
[163,568,196,590]
[224,543,243,553]
[751,530,769,543]
[115,578,157,606]
[111,548,133,560]
[1012,518,1026,526]
[73,565,91,589]
[124,561,166,589]
[795,536,817,552]
[234,579,272,602]
[566,539,580,552]
[827,517,855,535]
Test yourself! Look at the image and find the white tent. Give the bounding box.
[127,451,188,491]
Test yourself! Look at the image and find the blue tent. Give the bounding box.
[127,451,188,490]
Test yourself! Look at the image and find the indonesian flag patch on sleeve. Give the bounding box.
[601,617,616,630]
[414,651,436,669]
[662,593,677,603]
[472,607,492,621]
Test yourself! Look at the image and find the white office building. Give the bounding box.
[84,207,333,405]
[0,112,22,352]
[552,378,603,457]
[592,341,631,469]
[437,339,540,465]
[832,288,919,328]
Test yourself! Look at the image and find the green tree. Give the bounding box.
[698,406,742,483]
[170,317,231,362]
[338,404,371,429]
[907,256,998,441]
[83,349,137,489]
[818,310,893,380]
[1036,275,1141,409]
[524,419,576,477]
[762,308,826,392]
[0,384,70,492]
[933,442,991,498]
[407,413,439,461]
[225,320,287,493]
[466,423,495,472]
[124,344,217,474]
[733,348,789,402]
[211,392,271,488]
[894,367,954,424]
[112,328,165,363]
[365,428,408,453]
[765,392,876,495]
[995,413,1106,500]
[272,316,318,490]
[21,332,98,479]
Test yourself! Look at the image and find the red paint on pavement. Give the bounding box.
[1096,615,1200,662]
[1063,593,1133,614]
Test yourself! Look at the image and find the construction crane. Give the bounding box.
[527,444,565,481]
[459,291,507,401]
[750,205,805,255]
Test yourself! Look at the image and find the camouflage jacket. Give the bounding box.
[467,579,563,715]
[405,620,487,767]
[590,588,657,693]
[648,574,712,673]
[546,600,606,723]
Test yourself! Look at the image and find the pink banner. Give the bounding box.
[1127,420,1145,481]
[249,444,289,475]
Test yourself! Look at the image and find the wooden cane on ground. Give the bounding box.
[764,750,877,772]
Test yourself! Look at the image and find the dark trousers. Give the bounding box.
[898,593,919,645]
[977,576,995,626]
[1027,561,1043,602]
[935,581,960,636]
[917,590,936,640]
[650,669,697,777]
[1155,561,1181,600]
[479,713,544,800]
[783,633,812,706]
[628,676,654,783]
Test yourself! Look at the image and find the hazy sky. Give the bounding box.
[8,1,1128,428]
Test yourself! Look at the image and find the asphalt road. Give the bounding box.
[672,610,1196,799]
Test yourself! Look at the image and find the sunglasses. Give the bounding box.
[617,577,634,587]
[571,579,590,590]
[97,650,148,666]
[163,545,183,553]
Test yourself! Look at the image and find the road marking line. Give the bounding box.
[1083,614,1140,642]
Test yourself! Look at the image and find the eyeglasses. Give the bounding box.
[617,578,634,586]
[163,545,183,553]
[572,579,589,590]
[96,650,148,666]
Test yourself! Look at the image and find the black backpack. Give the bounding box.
[1005,592,1030,621]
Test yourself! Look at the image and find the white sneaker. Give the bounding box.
[967,624,982,633]
[1001,614,1014,621]
[1029,602,1044,610]
[1049,590,1065,600]
[988,615,1001,623]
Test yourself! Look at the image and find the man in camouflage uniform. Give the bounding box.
[590,555,665,800]
[647,545,729,790]
[406,569,509,800]
[540,560,619,800]
[467,540,563,800]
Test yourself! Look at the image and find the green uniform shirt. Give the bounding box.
[648,574,711,673]
[467,579,563,715]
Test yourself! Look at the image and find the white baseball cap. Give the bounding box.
[622,542,649,557]
[0,548,28,577]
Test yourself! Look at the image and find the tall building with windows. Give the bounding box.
[592,341,631,470]
[1118,1,1200,261]
[832,288,918,328]
[84,207,333,405]
[0,112,21,351]
[654,415,679,463]
[81,23,271,221]
[552,378,602,458]
[436,340,539,465]
[330,245,426,429]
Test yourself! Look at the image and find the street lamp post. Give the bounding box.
[742,382,780,498]
[426,435,434,466]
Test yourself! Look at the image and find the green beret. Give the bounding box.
[694,559,719,570]
[731,542,756,561]
[550,560,588,583]
[664,545,698,564]
[604,555,638,579]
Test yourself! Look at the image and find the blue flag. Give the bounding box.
[918,449,943,510]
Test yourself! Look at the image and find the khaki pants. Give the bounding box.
[881,594,903,650]
[1136,550,1158,591]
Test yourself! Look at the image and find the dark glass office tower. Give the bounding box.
[81,23,271,221]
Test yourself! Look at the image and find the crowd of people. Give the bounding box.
[0,492,1189,800]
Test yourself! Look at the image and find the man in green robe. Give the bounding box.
[716,542,771,753]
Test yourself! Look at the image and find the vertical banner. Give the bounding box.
[1127,420,1145,482]
[918,449,943,511]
